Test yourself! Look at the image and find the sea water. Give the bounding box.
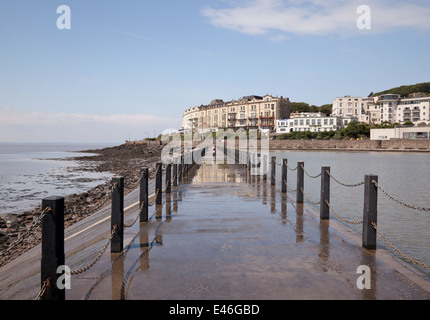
[0,143,115,215]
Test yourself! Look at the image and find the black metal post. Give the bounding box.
[363,174,378,250]
[281,158,287,193]
[262,155,267,181]
[320,166,330,220]
[297,161,304,204]
[156,162,162,205]
[178,155,183,182]
[271,156,276,186]
[180,155,184,180]
[140,168,149,222]
[172,159,178,187]
[166,162,171,194]
[111,176,124,253]
[41,196,65,300]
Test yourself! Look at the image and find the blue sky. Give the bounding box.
[1,0,430,143]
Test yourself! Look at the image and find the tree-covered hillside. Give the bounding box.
[290,102,332,116]
[372,82,430,97]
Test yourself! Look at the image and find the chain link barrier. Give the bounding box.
[124,203,143,228]
[0,206,51,261]
[371,222,430,270]
[372,180,430,212]
[252,155,430,272]
[70,225,117,275]
[326,170,365,188]
[35,279,51,300]
[284,179,297,192]
[272,174,283,184]
[300,187,321,205]
[64,180,119,217]
[325,200,363,224]
[285,160,298,171]
[300,164,322,179]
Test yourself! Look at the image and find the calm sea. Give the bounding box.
[271,150,430,276]
[0,143,116,215]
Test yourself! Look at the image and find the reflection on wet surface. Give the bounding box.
[69,155,430,300]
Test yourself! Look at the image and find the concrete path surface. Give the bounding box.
[1,155,429,300]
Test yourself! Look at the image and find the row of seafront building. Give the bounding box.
[277,93,430,134]
[332,93,430,125]
[180,93,430,136]
[180,94,290,133]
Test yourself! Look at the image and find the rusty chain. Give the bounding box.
[284,160,298,171]
[284,179,297,192]
[146,189,160,207]
[300,164,322,179]
[124,204,143,228]
[326,170,365,188]
[35,278,51,300]
[272,174,283,184]
[371,222,430,270]
[0,206,51,261]
[300,187,321,205]
[325,200,363,224]
[161,180,170,193]
[70,225,117,275]
[64,180,118,217]
[372,180,430,212]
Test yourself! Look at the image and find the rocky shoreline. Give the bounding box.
[0,142,163,267]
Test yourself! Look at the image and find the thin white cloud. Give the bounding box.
[202,0,430,37]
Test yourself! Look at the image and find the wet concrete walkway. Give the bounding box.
[1,154,430,300]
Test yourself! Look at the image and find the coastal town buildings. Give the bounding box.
[181,92,430,137]
[332,96,379,124]
[276,112,357,134]
[332,93,430,125]
[180,94,291,133]
[379,93,430,125]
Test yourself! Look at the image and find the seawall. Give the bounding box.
[126,138,430,152]
[270,139,430,152]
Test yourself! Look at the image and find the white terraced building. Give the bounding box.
[332,96,379,124]
[379,94,430,125]
[332,93,430,125]
[276,112,357,134]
